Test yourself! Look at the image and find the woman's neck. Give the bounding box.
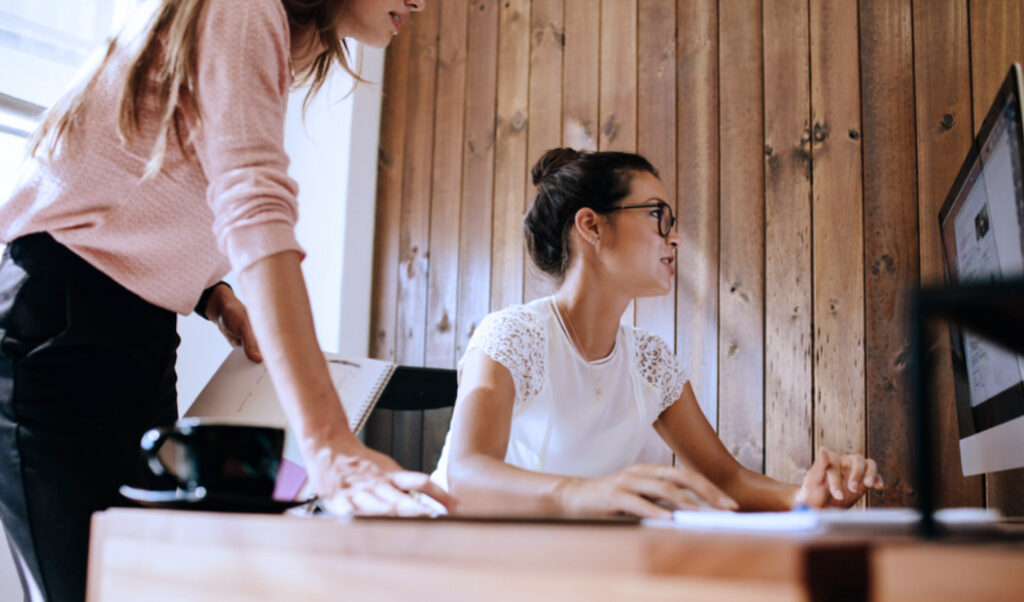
[553,266,632,361]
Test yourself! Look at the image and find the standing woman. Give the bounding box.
[0,0,451,599]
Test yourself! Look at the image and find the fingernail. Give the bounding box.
[832,488,843,499]
[848,480,857,492]
[721,496,738,509]
[864,476,875,486]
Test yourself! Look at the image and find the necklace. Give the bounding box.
[556,300,588,359]
[555,300,613,399]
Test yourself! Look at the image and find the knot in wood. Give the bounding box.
[812,122,828,143]
[510,110,527,132]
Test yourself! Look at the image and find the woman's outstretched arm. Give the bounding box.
[240,250,454,515]
[447,350,735,518]
[655,382,883,511]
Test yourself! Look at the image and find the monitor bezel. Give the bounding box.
[938,64,1024,246]
[936,63,1024,449]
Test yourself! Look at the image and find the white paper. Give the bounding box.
[644,507,999,534]
[185,347,394,465]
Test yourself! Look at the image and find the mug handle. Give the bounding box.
[140,426,190,488]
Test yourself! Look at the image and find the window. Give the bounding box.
[0,0,140,196]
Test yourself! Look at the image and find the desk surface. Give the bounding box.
[86,509,1023,602]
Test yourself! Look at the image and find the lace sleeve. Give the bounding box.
[633,328,687,413]
[461,306,546,406]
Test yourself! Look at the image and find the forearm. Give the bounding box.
[655,386,798,512]
[719,467,799,512]
[238,251,360,454]
[447,454,574,517]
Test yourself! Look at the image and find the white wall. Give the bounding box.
[0,47,385,599]
[176,46,384,411]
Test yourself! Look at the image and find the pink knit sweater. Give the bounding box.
[0,0,304,314]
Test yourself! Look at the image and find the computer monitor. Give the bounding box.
[939,63,1024,476]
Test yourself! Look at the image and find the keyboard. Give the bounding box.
[645,507,1003,534]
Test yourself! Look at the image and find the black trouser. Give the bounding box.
[0,233,179,602]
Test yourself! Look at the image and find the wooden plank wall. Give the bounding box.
[366,0,1024,512]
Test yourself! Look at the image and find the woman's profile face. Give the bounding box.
[599,171,680,298]
[338,0,424,49]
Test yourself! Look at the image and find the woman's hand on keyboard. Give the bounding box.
[557,464,739,519]
[793,447,884,508]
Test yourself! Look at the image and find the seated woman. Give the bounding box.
[431,147,884,518]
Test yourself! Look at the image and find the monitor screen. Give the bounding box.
[939,63,1024,476]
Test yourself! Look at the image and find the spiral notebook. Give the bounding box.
[184,347,396,498]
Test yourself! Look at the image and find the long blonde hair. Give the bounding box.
[28,0,360,178]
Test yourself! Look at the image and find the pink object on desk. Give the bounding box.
[273,458,307,501]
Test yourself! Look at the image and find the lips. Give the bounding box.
[661,256,675,276]
[390,12,405,35]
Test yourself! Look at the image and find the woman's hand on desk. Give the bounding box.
[793,447,884,508]
[307,438,456,517]
[558,464,739,519]
[204,283,262,362]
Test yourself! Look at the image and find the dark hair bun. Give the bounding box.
[524,147,658,280]
[531,147,581,186]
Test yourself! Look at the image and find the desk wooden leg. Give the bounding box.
[805,546,869,602]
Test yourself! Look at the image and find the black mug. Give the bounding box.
[140,418,285,498]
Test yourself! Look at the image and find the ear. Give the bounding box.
[573,208,602,246]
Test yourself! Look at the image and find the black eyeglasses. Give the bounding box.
[606,201,677,238]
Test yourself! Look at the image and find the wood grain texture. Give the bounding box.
[90,509,866,602]
[523,0,564,303]
[369,18,412,365]
[422,0,469,471]
[491,0,531,312]
[456,0,499,361]
[968,0,1024,130]
[872,543,1024,602]
[967,0,1024,516]
[601,0,639,328]
[675,0,720,428]
[562,0,599,151]
[368,0,1024,507]
[393,2,440,470]
[860,0,920,508]
[635,0,677,348]
[598,0,638,153]
[763,0,813,485]
[911,0,984,508]
[717,0,765,473]
[426,0,468,371]
[365,27,413,454]
[810,0,865,469]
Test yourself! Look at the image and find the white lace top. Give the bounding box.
[431,296,687,488]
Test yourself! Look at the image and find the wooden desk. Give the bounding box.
[871,536,1024,602]
[87,509,873,602]
[88,509,1024,601]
